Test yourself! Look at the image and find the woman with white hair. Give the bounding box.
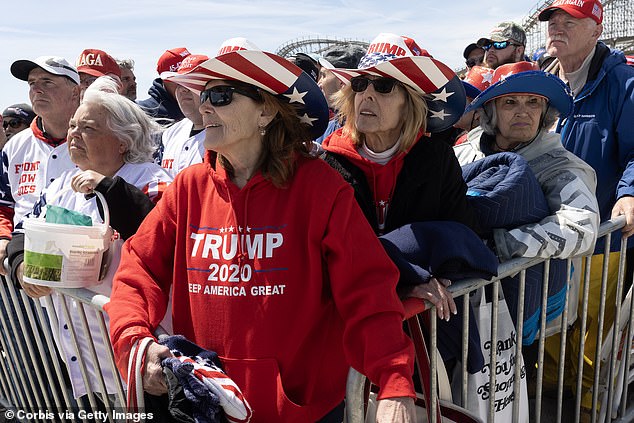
[454,61,599,262]
[6,86,173,400]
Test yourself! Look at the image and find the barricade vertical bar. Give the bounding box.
[619,279,634,418]
[430,310,438,423]
[555,259,573,423]
[75,299,116,423]
[0,281,25,408]
[18,290,68,415]
[605,237,627,421]
[0,347,16,405]
[533,259,551,423]
[93,306,126,408]
[0,280,36,410]
[461,293,469,407]
[39,296,76,421]
[576,251,595,423]
[591,235,613,423]
[6,285,50,412]
[513,269,527,422]
[489,281,500,423]
[345,368,366,423]
[58,296,94,423]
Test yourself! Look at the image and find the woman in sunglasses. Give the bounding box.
[105,44,418,422]
[322,33,478,317]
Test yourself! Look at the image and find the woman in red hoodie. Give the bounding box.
[321,33,479,320]
[105,45,417,422]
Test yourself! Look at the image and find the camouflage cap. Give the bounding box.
[477,21,527,47]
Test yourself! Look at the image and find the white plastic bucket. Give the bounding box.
[23,191,113,288]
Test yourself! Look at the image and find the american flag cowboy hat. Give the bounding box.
[162,47,329,139]
[329,33,467,133]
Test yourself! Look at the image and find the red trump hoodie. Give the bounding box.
[105,154,415,422]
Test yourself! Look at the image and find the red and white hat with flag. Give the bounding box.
[163,39,329,139]
[330,33,467,132]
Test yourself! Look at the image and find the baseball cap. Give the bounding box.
[217,37,261,56]
[477,22,527,47]
[160,54,210,80]
[157,47,191,74]
[2,103,36,123]
[463,43,484,60]
[11,56,80,85]
[319,44,366,69]
[76,49,122,78]
[291,53,319,81]
[538,0,603,24]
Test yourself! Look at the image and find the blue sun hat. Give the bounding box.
[464,61,573,118]
[330,33,467,133]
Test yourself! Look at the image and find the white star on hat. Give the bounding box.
[431,88,454,103]
[430,109,451,120]
[284,87,307,104]
[482,72,494,84]
[299,113,317,126]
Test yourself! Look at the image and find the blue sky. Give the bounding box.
[1,0,545,107]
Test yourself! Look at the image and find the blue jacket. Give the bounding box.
[558,43,634,251]
[137,78,185,122]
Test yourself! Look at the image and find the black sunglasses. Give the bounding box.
[350,76,399,94]
[200,85,262,107]
[466,57,484,68]
[482,41,519,51]
[2,119,24,129]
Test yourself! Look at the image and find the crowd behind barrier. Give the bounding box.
[346,216,634,423]
[0,219,629,421]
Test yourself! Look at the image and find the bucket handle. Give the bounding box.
[43,186,110,234]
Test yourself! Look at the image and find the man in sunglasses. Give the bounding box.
[2,103,36,142]
[463,43,485,69]
[476,21,527,69]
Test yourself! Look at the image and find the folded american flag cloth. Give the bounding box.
[161,335,252,423]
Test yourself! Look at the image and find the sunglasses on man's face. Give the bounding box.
[482,41,519,51]
[350,76,399,94]
[200,85,262,107]
[2,119,24,130]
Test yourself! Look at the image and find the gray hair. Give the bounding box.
[80,89,162,163]
[116,58,135,70]
[479,100,560,136]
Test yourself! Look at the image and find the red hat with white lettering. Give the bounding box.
[330,32,466,132]
[76,49,121,78]
[538,0,603,24]
[160,54,210,81]
[157,47,191,74]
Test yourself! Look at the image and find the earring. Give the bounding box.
[258,125,266,136]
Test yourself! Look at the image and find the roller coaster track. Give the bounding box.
[275,37,369,58]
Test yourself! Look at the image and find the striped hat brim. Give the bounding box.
[164,50,329,139]
[331,56,466,132]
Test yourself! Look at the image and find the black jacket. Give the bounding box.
[322,134,480,235]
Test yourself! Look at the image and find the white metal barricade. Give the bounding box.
[0,218,632,422]
[346,217,634,423]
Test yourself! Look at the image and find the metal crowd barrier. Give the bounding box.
[0,219,632,423]
[346,217,634,423]
[0,279,124,422]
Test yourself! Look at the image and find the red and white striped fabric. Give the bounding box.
[172,355,253,423]
[163,49,329,139]
[626,55,634,67]
[164,50,303,96]
[126,337,154,414]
